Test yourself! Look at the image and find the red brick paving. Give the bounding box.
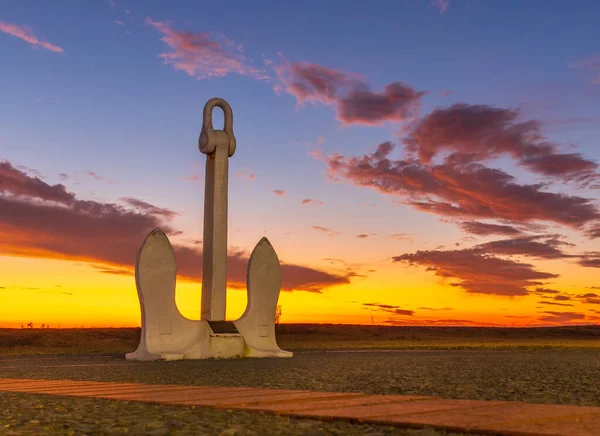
[1,378,599,435]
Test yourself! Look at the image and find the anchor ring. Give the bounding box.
[198,98,236,157]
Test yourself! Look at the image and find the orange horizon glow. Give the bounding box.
[2,251,598,329]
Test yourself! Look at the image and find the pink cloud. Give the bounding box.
[272,189,285,196]
[273,60,426,125]
[0,21,63,53]
[337,82,427,125]
[273,60,360,105]
[318,142,600,230]
[146,18,268,80]
[404,103,598,184]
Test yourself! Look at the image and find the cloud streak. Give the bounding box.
[0,21,63,53]
[146,18,268,80]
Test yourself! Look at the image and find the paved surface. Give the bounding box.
[1,377,599,435]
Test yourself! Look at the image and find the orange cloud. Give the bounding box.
[272,189,285,196]
[0,161,351,293]
[146,18,268,80]
[0,21,63,53]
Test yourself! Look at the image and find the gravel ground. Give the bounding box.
[2,349,600,434]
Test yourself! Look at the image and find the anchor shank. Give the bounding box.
[201,143,229,321]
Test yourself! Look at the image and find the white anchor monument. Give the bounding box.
[126,98,293,361]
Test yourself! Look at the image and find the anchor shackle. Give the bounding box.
[198,98,236,157]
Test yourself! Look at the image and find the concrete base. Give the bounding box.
[126,229,292,361]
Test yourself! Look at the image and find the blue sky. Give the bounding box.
[1,0,600,327]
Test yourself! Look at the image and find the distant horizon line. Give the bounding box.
[2,322,600,330]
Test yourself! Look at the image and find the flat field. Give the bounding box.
[1,323,600,356]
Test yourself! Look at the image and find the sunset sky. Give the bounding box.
[1,0,600,328]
